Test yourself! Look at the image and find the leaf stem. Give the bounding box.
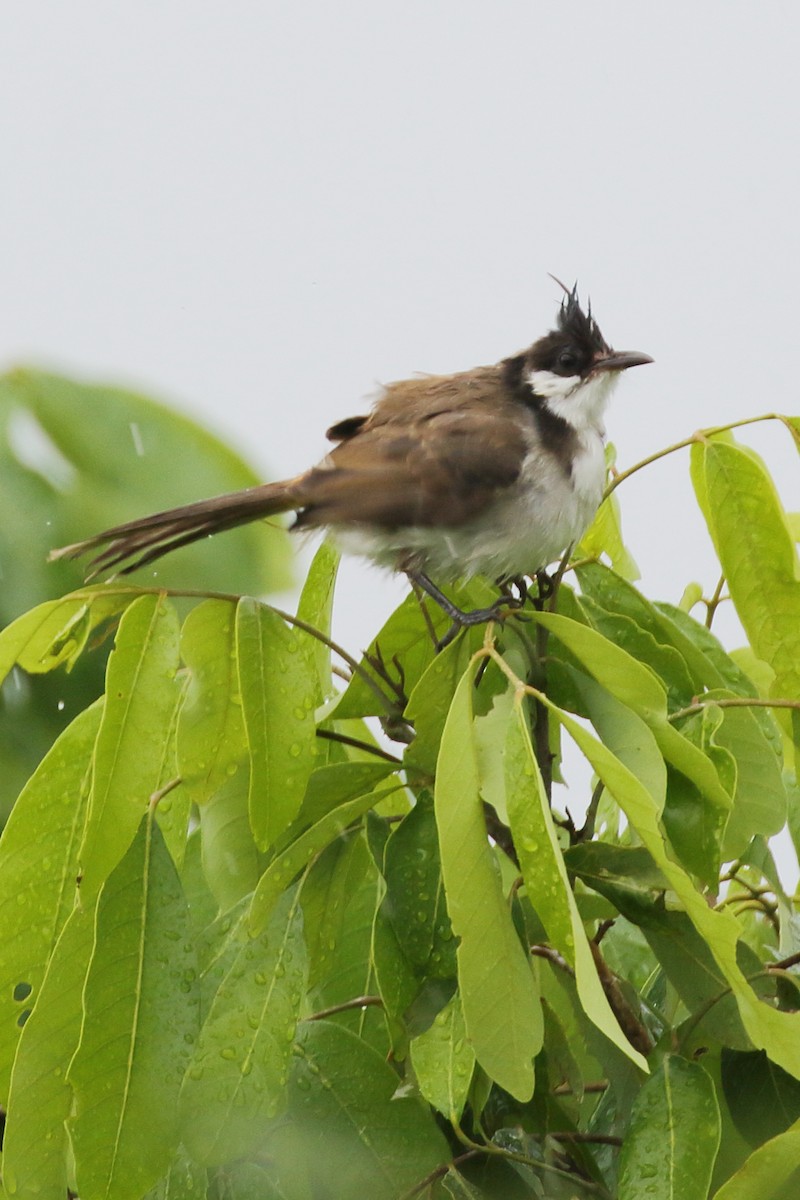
[603,412,786,499]
[669,696,800,722]
[704,574,727,630]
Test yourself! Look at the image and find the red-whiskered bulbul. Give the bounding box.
[51,284,652,634]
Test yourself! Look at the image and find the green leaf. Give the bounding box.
[3,366,291,603]
[382,792,456,979]
[278,1020,449,1200]
[333,591,448,721]
[152,675,192,870]
[404,634,473,776]
[536,692,800,1077]
[2,902,95,1200]
[142,1152,207,1200]
[410,990,475,1119]
[504,699,648,1071]
[179,887,308,1165]
[199,769,262,913]
[618,1056,721,1200]
[577,575,695,708]
[0,589,135,683]
[703,693,787,857]
[236,599,317,850]
[296,539,340,701]
[656,601,763,697]
[566,843,743,1020]
[79,593,182,897]
[178,599,247,806]
[68,815,199,1200]
[0,702,99,1098]
[295,761,399,829]
[691,439,800,759]
[301,836,385,1050]
[248,776,400,936]
[578,491,640,579]
[572,668,667,811]
[712,1119,800,1200]
[721,1049,800,1148]
[206,1161,285,1200]
[530,610,731,878]
[435,661,542,1100]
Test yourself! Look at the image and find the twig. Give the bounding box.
[398,1152,483,1200]
[590,941,653,1057]
[315,728,402,764]
[304,995,384,1022]
[483,802,519,867]
[553,1080,609,1096]
[576,781,605,842]
[771,949,800,971]
[539,1132,623,1148]
[530,944,575,977]
[669,696,800,722]
[603,413,785,499]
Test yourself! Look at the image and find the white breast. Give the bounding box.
[333,426,607,582]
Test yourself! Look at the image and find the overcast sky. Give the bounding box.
[2,5,799,867]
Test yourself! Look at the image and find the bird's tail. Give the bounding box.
[48,475,307,579]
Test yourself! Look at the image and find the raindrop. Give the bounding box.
[57,699,65,712]
[129,422,145,456]
[220,1046,237,1060]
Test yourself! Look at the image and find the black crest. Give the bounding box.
[555,281,610,358]
[524,280,611,378]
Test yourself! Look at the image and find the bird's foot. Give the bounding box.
[407,570,526,651]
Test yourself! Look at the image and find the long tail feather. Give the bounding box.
[49,477,305,579]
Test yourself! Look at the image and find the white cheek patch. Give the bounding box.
[529,370,618,433]
[526,369,580,400]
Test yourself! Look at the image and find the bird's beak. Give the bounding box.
[593,349,654,373]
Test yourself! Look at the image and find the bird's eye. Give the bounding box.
[557,349,580,373]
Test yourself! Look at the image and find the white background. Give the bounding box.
[2,4,798,875]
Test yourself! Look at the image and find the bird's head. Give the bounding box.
[525,282,653,431]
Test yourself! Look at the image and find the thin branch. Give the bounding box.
[603,412,785,499]
[452,1115,612,1198]
[530,944,575,977]
[315,728,402,764]
[590,941,653,1057]
[576,781,605,842]
[553,1080,609,1096]
[483,802,519,867]
[669,696,800,722]
[304,995,384,1022]
[73,583,403,716]
[398,1152,483,1200]
[541,1132,623,1148]
[771,948,800,972]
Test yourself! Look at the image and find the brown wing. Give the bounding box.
[296,366,529,530]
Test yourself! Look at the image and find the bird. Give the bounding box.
[50,283,652,637]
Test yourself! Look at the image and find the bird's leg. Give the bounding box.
[534,569,554,606]
[497,574,531,610]
[406,569,519,650]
